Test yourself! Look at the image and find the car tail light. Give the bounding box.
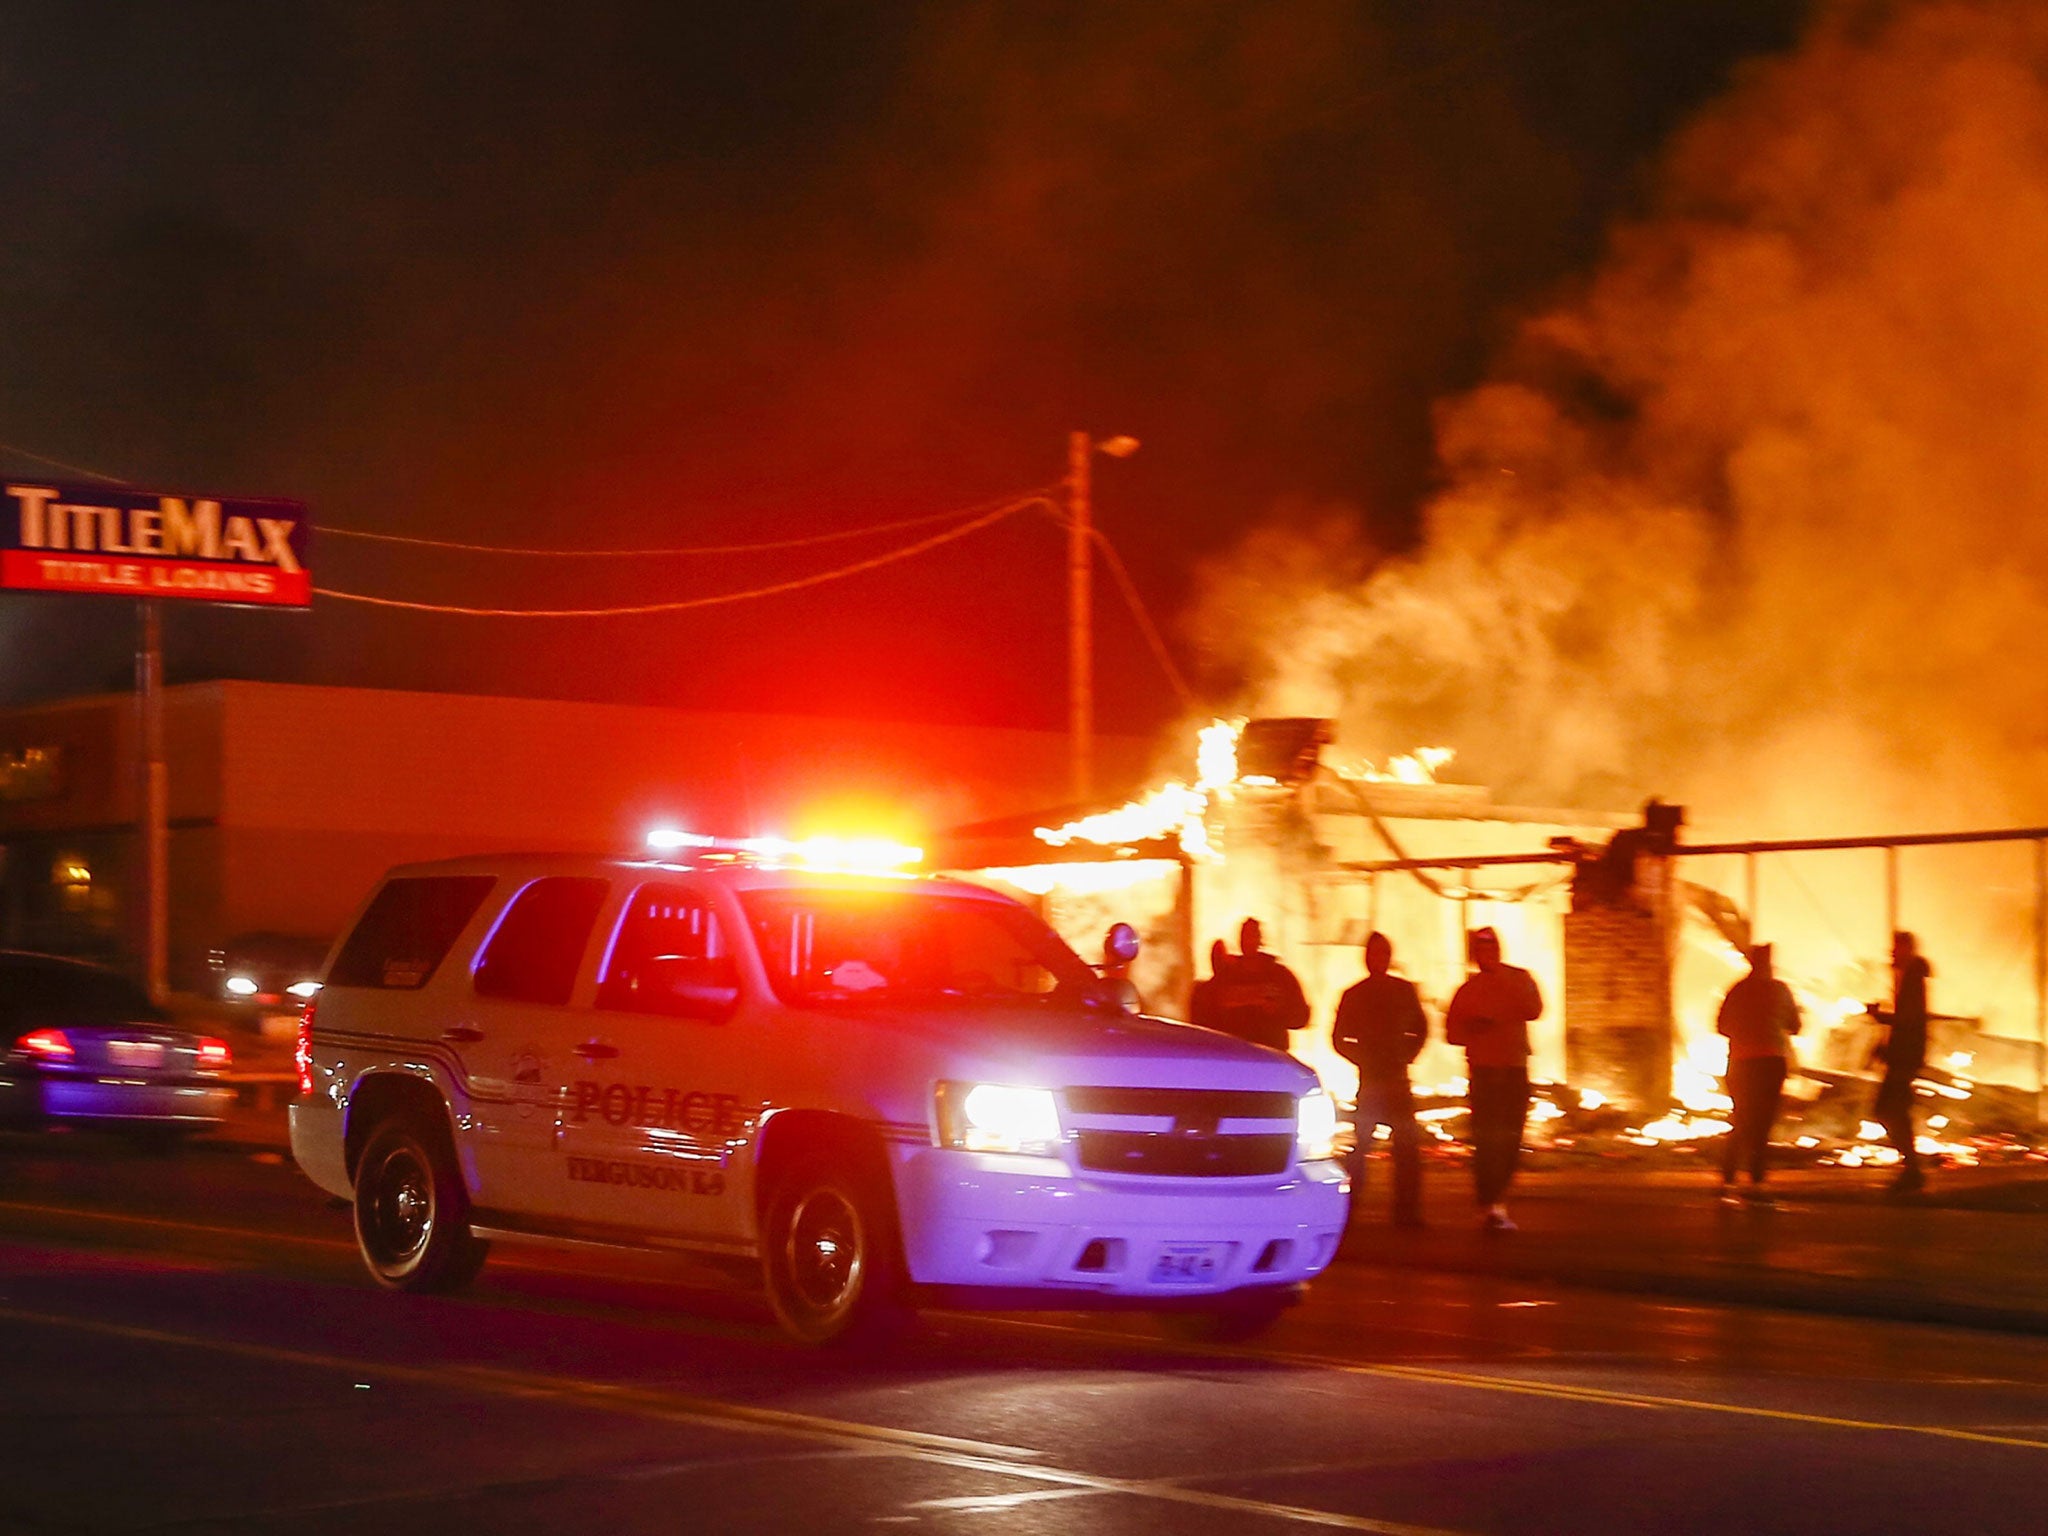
[295,998,317,1095]
[18,1027,74,1062]
[195,1036,233,1071]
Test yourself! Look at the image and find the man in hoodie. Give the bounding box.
[1211,918,1310,1053]
[1445,927,1543,1232]
[1331,931,1429,1227]
[1715,943,1803,1206]
[1870,931,1932,1197]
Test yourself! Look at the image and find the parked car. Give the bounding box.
[292,851,1349,1344]
[0,951,236,1141]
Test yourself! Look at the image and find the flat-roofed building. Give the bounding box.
[0,680,1145,987]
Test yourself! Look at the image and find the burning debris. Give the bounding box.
[948,715,2046,1171]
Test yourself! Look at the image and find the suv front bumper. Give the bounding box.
[891,1145,1349,1298]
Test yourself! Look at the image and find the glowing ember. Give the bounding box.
[1627,1114,1733,1143]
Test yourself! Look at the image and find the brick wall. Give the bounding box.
[1564,888,1675,1113]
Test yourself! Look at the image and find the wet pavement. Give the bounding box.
[0,1139,2046,1533]
[1338,1161,2048,1334]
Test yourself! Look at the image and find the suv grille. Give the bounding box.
[1064,1087,1296,1177]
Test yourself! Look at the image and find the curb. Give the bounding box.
[1335,1240,2048,1338]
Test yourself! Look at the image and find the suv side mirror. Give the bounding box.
[642,954,740,1022]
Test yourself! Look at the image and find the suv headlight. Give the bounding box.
[1296,1088,1339,1163]
[936,1082,1063,1155]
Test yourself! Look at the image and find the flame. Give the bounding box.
[1035,718,1248,859]
[1335,746,1456,785]
[1194,719,1241,791]
[1674,1037,1734,1114]
[1035,781,1215,857]
[1034,719,1459,865]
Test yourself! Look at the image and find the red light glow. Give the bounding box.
[295,1000,316,1095]
[18,1027,74,1062]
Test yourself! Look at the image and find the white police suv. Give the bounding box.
[290,851,1348,1343]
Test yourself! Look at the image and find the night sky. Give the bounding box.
[0,1,1807,736]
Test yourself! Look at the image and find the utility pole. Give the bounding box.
[1066,430,1093,805]
[135,600,168,1002]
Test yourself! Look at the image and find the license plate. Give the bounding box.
[1150,1242,1226,1285]
[107,1041,164,1069]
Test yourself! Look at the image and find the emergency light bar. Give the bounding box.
[645,827,924,872]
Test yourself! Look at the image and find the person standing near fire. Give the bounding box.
[1715,943,1802,1206]
[1189,939,1231,1032]
[1099,922,1144,1014]
[1331,931,1428,1228]
[1869,930,1932,1198]
[1445,927,1543,1232]
[1212,918,1310,1052]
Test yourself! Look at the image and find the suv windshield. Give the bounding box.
[740,888,1095,1008]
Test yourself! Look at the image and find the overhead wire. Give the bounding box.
[1088,526,1196,710]
[0,442,133,485]
[315,487,1057,557]
[2,436,1199,694]
[311,494,1052,617]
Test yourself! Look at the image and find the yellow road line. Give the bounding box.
[993,1319,2048,1455]
[0,1199,351,1251]
[0,1304,1467,1535]
[9,1201,2044,1459]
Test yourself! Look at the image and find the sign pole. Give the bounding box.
[135,600,168,1002]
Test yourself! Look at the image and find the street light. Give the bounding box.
[1067,431,1140,803]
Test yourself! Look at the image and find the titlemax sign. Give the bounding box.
[1,482,311,607]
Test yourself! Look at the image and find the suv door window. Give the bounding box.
[597,882,735,1015]
[472,877,609,1006]
[328,875,496,990]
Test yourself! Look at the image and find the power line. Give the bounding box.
[1089,525,1195,709]
[312,495,1048,617]
[318,487,1059,557]
[0,442,133,485]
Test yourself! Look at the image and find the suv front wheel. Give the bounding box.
[353,1117,489,1293]
[761,1158,906,1345]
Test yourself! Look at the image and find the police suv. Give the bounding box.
[291,850,1348,1343]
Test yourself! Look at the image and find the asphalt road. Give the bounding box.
[2,1137,2045,1536]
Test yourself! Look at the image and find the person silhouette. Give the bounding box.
[1445,927,1543,1231]
[1715,942,1802,1206]
[1331,931,1427,1228]
[1211,917,1310,1053]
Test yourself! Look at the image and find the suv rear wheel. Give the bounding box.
[761,1157,906,1345]
[353,1117,489,1293]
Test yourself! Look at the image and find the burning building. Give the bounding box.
[942,719,2048,1160]
[941,717,1631,1104]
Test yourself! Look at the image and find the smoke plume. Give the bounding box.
[1197,0,2048,840]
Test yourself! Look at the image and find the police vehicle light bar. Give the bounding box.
[645,827,923,872]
